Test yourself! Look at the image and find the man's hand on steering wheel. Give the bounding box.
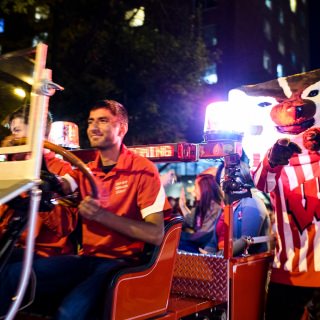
[7,170,65,212]
[7,140,98,213]
[40,170,65,196]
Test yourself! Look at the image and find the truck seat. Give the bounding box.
[104,214,183,320]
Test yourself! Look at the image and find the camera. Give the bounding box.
[224,153,240,168]
[222,153,252,203]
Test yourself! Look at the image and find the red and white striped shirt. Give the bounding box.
[253,150,320,287]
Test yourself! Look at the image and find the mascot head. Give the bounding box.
[228,69,320,166]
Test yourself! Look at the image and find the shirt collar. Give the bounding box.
[91,144,133,173]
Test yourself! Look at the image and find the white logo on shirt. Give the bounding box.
[115,180,128,194]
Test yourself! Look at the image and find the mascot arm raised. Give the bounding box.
[268,138,302,168]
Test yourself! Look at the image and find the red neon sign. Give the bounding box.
[199,141,242,159]
[128,143,197,162]
[129,145,175,158]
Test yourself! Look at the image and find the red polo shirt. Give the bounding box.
[0,151,78,257]
[67,145,171,259]
[21,151,78,256]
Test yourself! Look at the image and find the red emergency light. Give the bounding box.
[128,143,197,162]
[199,140,243,159]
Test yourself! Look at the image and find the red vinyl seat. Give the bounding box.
[104,215,183,320]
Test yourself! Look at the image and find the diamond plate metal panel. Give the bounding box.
[171,251,228,301]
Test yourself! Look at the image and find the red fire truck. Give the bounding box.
[0,43,273,320]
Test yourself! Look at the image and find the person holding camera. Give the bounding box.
[201,157,271,256]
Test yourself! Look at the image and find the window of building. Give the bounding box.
[35,5,50,21]
[263,20,271,41]
[278,38,285,55]
[125,7,145,27]
[265,0,272,9]
[277,64,284,77]
[299,12,306,28]
[278,10,284,24]
[263,51,272,73]
[289,0,297,13]
[291,52,297,65]
[203,63,218,84]
[0,18,4,33]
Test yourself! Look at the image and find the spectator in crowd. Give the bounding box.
[203,159,271,256]
[0,106,78,261]
[178,173,224,253]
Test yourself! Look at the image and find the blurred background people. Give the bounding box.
[160,169,177,187]
[0,106,78,261]
[178,173,224,253]
[206,159,271,256]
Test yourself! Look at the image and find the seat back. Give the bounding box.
[105,215,183,320]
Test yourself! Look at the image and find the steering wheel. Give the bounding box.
[8,137,98,200]
[43,140,98,199]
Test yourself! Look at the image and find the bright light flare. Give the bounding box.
[203,101,245,134]
[14,87,26,98]
[48,121,80,149]
[125,7,145,27]
[228,89,281,168]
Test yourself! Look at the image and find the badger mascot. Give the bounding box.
[229,69,320,320]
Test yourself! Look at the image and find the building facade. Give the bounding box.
[197,0,310,97]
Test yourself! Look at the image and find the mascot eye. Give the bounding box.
[257,102,272,107]
[307,90,319,97]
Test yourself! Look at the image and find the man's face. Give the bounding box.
[87,108,127,150]
[10,117,28,138]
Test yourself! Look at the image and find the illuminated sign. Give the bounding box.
[129,145,174,158]
[199,141,242,159]
[71,142,242,163]
[128,143,197,162]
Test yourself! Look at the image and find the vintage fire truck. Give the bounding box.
[0,43,273,320]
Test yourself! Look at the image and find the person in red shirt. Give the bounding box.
[0,106,78,259]
[0,100,172,319]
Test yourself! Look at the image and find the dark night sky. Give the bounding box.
[308,0,320,70]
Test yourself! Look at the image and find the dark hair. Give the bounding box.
[196,174,224,226]
[90,100,128,125]
[238,161,254,187]
[9,106,29,124]
[215,160,225,185]
[240,149,250,165]
[9,105,53,126]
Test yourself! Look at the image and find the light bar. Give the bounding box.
[199,140,242,159]
[128,143,197,162]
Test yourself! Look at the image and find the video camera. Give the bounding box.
[222,153,252,204]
